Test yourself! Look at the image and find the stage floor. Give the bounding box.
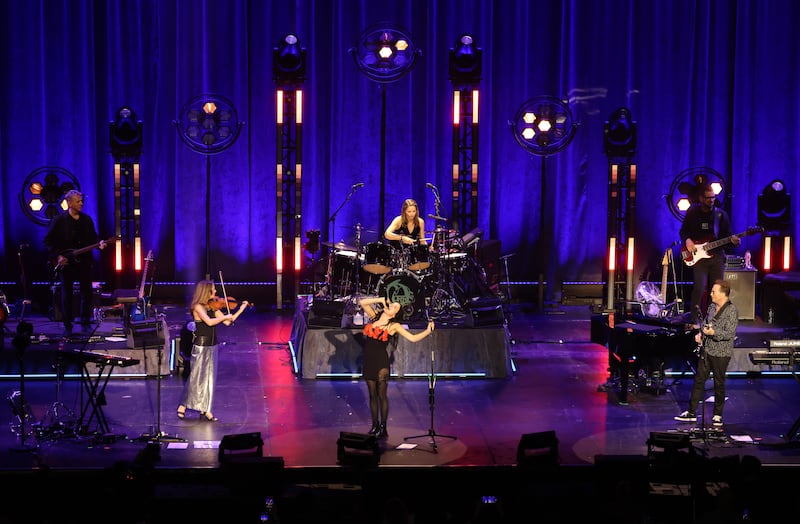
[1,301,799,522]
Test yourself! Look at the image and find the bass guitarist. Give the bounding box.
[44,190,107,336]
[680,184,739,326]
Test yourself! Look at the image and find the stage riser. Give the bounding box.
[291,310,512,379]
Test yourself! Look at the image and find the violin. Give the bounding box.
[208,296,254,311]
[208,296,239,311]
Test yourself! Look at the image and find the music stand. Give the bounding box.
[133,315,185,443]
[403,349,457,453]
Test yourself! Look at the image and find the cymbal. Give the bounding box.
[340,225,379,233]
[322,241,358,251]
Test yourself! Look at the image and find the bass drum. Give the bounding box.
[378,271,427,322]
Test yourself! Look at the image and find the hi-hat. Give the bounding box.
[322,241,358,251]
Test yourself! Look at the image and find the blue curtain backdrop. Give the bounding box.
[1,0,798,303]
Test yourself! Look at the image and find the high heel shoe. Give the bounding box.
[377,424,387,439]
[367,423,380,436]
[200,411,218,422]
[176,406,186,419]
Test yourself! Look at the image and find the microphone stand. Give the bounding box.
[404,339,457,453]
[326,185,362,299]
[137,312,185,444]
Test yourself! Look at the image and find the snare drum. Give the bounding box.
[378,270,426,321]
[406,244,430,271]
[363,242,394,274]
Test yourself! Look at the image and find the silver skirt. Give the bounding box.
[180,343,219,413]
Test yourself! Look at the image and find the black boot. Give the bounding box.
[368,423,380,436]
[377,424,387,439]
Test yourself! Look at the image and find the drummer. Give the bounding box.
[383,198,428,252]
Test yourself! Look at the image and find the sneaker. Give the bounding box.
[712,415,723,427]
[674,411,696,422]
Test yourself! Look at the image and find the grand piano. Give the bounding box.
[592,312,696,403]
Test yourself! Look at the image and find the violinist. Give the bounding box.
[176,279,249,422]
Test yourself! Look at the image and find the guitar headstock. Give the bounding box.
[745,226,765,236]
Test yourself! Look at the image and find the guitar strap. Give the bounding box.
[712,300,730,322]
[713,208,721,239]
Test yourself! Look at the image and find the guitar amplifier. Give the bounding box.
[724,269,756,320]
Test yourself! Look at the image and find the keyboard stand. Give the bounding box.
[76,361,117,435]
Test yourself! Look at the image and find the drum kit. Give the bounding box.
[318,224,484,322]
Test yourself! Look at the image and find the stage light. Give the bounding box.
[273,33,306,84]
[511,96,577,156]
[666,166,727,221]
[176,94,243,155]
[110,106,143,161]
[758,179,791,235]
[18,166,79,225]
[350,23,420,83]
[604,107,636,157]
[449,33,481,84]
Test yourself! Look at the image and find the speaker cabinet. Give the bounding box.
[308,300,346,328]
[724,269,756,320]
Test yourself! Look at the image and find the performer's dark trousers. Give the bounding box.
[59,262,94,327]
[688,353,731,418]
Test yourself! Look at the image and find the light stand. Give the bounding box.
[174,94,243,280]
[403,349,457,453]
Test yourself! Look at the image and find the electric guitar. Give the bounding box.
[659,248,669,305]
[693,305,708,357]
[52,236,119,275]
[681,226,763,267]
[131,250,154,322]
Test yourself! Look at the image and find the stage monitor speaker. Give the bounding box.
[337,431,379,467]
[128,318,167,348]
[724,269,756,320]
[308,300,346,328]
[466,296,505,327]
[516,430,559,469]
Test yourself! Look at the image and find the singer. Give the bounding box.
[674,279,738,427]
[358,295,435,438]
[384,198,428,250]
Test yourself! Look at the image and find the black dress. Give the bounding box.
[362,322,393,380]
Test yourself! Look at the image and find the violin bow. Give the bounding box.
[218,270,232,315]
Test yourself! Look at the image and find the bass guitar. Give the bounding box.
[681,226,763,267]
[131,250,154,322]
[52,236,119,275]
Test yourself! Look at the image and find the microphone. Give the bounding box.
[426,183,435,189]
[352,182,364,189]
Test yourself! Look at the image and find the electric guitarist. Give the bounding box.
[43,190,109,336]
[675,279,738,427]
[679,184,740,326]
